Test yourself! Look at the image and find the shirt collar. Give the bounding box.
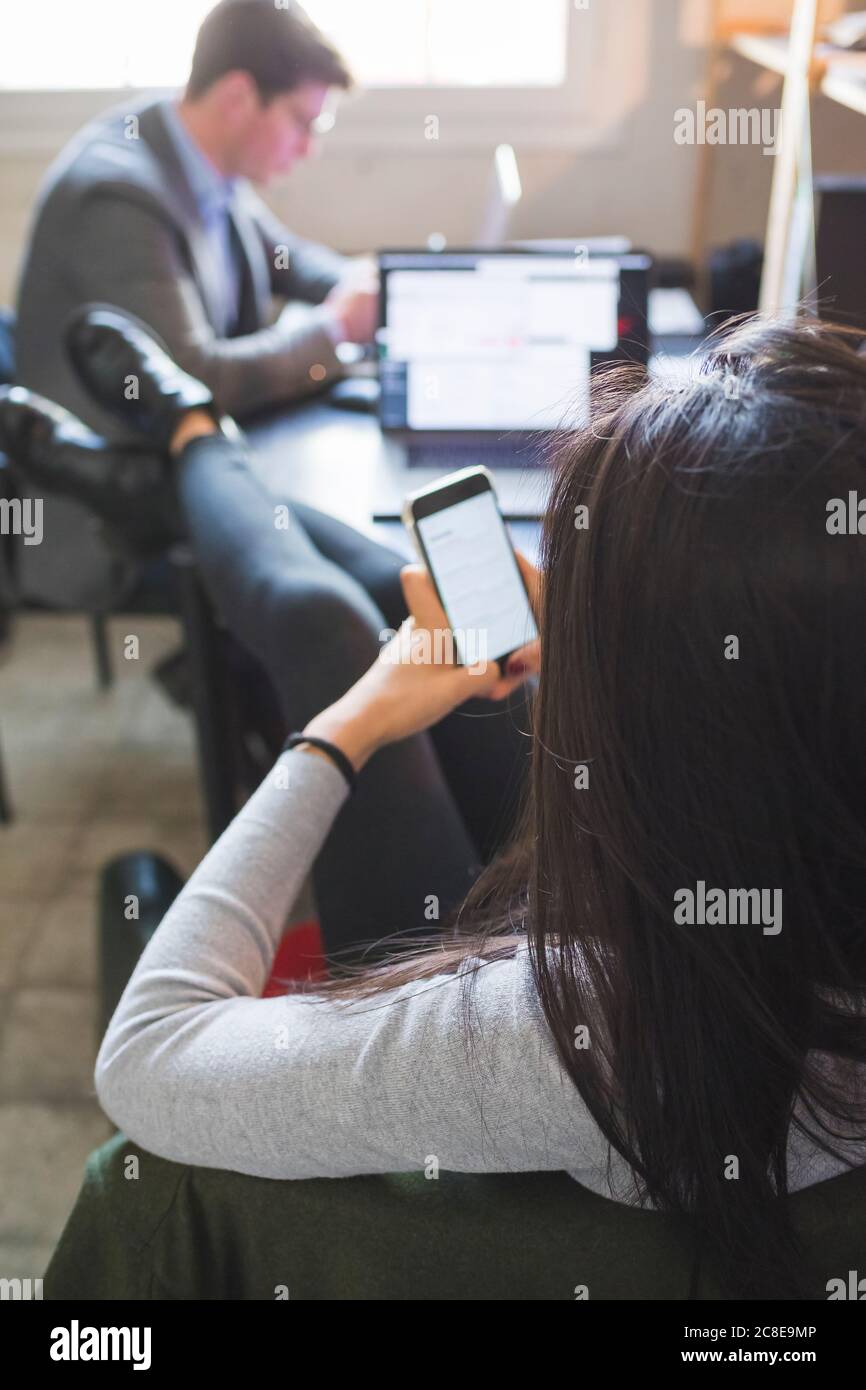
[160,98,238,216]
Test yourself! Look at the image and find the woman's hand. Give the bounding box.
[301,549,542,771]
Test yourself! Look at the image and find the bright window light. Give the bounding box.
[0,0,569,91]
[307,0,569,87]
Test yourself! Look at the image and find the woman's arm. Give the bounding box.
[92,558,582,1183]
[93,743,599,1180]
[93,756,602,1182]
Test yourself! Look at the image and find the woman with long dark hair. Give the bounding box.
[87,314,866,1299]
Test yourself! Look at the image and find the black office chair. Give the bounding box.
[0,309,19,632]
[0,310,19,821]
[98,850,183,1040]
[0,308,116,690]
[0,310,269,835]
[0,309,14,385]
[0,451,14,821]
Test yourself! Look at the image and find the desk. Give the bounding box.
[244,397,544,564]
[242,336,704,567]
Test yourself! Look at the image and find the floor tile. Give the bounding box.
[0,1102,112,1245]
[20,892,99,989]
[0,988,100,1102]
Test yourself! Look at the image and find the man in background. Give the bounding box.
[14,0,376,609]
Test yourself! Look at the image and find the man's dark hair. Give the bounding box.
[186,0,352,101]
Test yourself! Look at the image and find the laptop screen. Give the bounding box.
[378,251,648,434]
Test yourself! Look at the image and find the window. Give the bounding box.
[0,0,569,91]
[306,0,569,88]
[0,0,604,152]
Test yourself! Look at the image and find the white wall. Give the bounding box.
[1,0,865,305]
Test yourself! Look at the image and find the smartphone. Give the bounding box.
[402,466,539,670]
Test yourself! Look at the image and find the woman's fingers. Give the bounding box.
[505,638,541,678]
[399,563,450,634]
[399,554,541,691]
[484,667,533,701]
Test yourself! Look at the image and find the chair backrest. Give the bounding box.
[0,449,21,624]
[88,828,866,1298]
[0,311,19,594]
[44,1130,866,1300]
[0,309,16,387]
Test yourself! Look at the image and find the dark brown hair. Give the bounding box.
[297,317,866,1298]
[186,0,352,101]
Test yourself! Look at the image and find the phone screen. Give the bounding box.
[415,488,538,667]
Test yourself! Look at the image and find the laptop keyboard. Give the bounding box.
[406,440,545,470]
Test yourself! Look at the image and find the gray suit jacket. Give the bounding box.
[14,95,349,608]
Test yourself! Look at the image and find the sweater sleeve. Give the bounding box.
[93,749,609,1182]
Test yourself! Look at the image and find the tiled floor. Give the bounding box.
[0,611,210,1280]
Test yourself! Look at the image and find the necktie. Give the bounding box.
[205,195,242,338]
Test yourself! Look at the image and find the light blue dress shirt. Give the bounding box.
[159,99,242,337]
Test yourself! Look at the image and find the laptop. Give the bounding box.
[814,175,866,331]
[370,248,652,519]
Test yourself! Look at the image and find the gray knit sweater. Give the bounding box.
[94,748,866,1200]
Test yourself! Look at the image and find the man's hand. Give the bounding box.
[324,259,379,344]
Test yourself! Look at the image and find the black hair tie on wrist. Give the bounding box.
[282,732,357,794]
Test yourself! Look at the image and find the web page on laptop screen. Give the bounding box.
[383,256,620,431]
